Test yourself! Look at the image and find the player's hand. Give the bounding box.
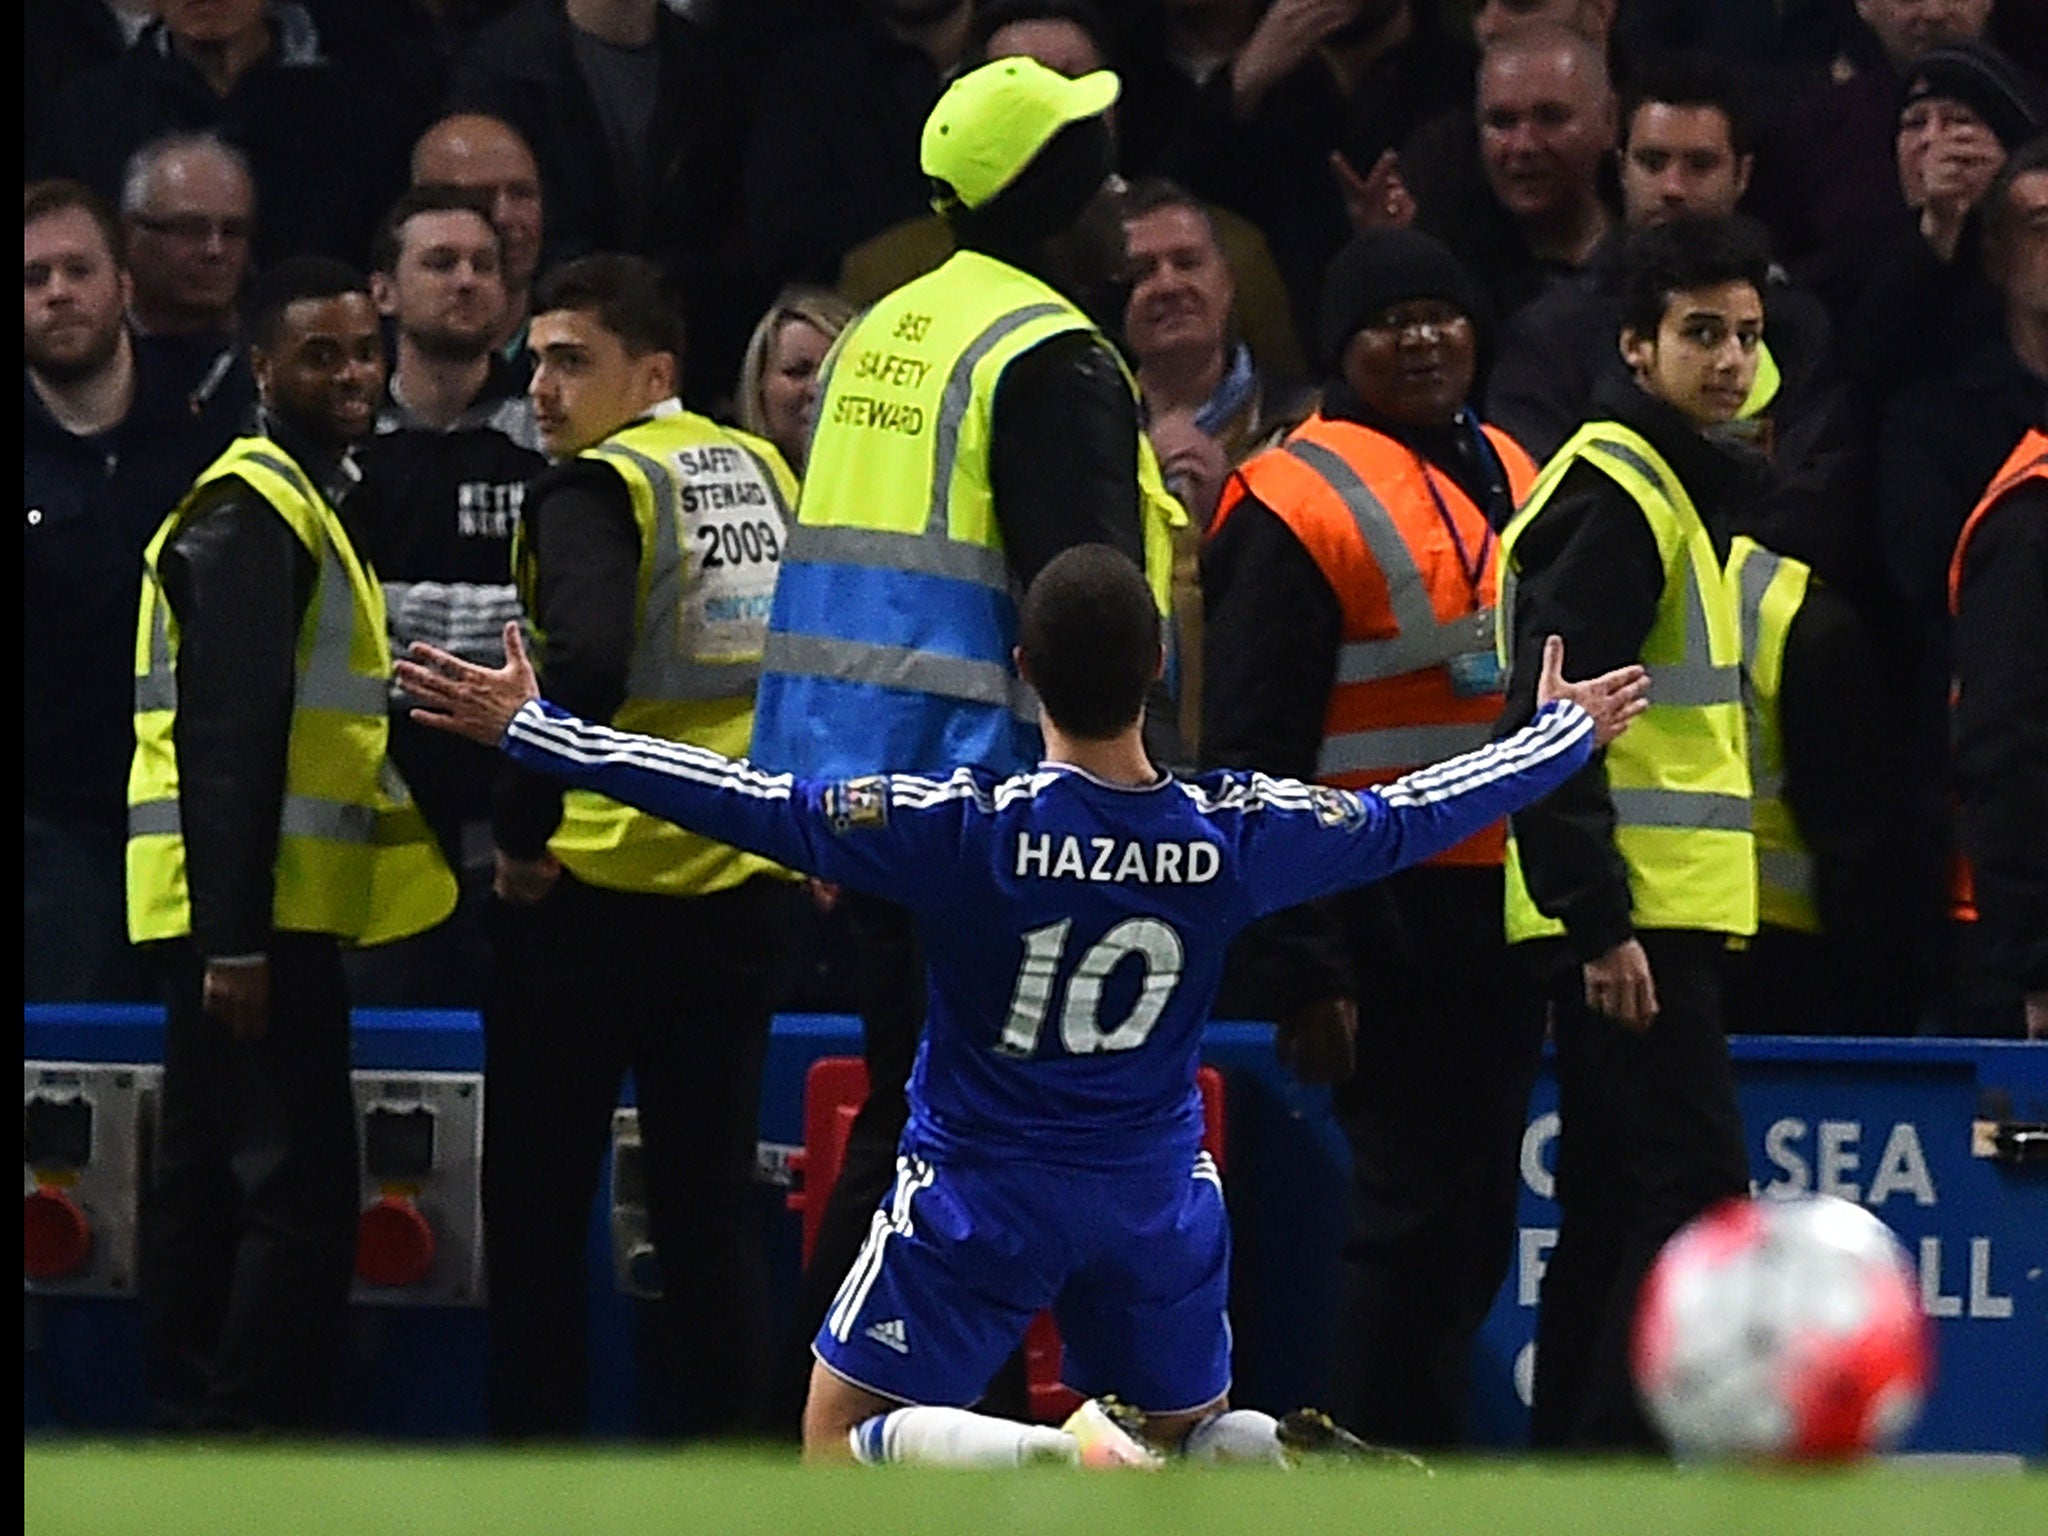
[1536,635,1650,748]
[1334,148,1415,232]
[1276,995,1358,1085]
[494,849,561,906]
[396,622,541,746]
[203,958,271,1042]
[1583,939,1658,1032]
[808,877,841,914]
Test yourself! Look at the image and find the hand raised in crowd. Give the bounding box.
[1276,995,1359,1086]
[1147,408,1232,530]
[1534,634,1651,748]
[203,958,271,1042]
[1230,0,1358,119]
[1583,938,1659,1032]
[1334,148,1416,233]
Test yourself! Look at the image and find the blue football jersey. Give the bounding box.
[503,700,1594,1169]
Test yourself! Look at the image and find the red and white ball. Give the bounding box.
[1631,1195,1933,1460]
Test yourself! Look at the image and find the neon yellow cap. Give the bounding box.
[920,57,1119,212]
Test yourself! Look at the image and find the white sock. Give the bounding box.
[1181,1408,1285,1464]
[850,1406,1079,1467]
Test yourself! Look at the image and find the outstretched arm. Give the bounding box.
[1244,638,1647,916]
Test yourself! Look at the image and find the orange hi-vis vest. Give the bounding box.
[1214,412,1538,866]
[1945,427,2048,921]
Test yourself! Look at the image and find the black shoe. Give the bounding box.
[1276,1409,1434,1473]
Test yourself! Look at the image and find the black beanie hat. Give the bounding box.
[1317,228,1485,373]
[1900,41,2048,151]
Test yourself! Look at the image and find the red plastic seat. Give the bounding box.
[789,1056,1226,1421]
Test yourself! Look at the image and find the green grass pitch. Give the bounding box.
[24,1445,2043,1536]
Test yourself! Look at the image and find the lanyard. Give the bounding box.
[1416,456,1493,601]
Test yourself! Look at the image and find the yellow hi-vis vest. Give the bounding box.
[1497,423,1757,942]
[759,251,1184,748]
[516,404,798,897]
[127,438,456,946]
[1729,535,1818,934]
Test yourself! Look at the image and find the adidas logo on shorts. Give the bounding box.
[864,1318,910,1354]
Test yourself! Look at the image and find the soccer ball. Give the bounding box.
[1631,1195,1933,1460]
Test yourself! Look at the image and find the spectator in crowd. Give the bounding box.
[1747,0,1997,321]
[25,180,246,1003]
[1925,141,2048,1038]
[1484,54,1862,587]
[447,0,753,402]
[1159,0,1478,344]
[117,132,258,405]
[743,0,973,293]
[1202,228,1542,1448]
[1868,127,2048,1022]
[1950,425,2048,1042]
[1408,22,1620,336]
[1721,530,1921,1036]
[1497,216,1771,1451]
[32,0,421,269]
[349,185,544,1007]
[24,0,154,143]
[747,56,1186,1434]
[483,254,798,1439]
[835,2,1309,391]
[733,286,857,477]
[411,113,547,364]
[129,258,455,1431]
[1843,40,2045,401]
[1123,175,1316,755]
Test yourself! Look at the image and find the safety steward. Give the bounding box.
[746,58,1185,1431]
[1947,428,2048,1039]
[1722,536,1916,1035]
[1201,228,1539,1449]
[1493,217,1772,1452]
[483,254,799,1438]
[127,259,454,1434]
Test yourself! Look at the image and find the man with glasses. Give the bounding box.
[120,132,256,345]
[1202,228,1543,1450]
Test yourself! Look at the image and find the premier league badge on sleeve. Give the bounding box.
[1308,785,1365,831]
[825,775,890,835]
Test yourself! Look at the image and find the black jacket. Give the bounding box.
[447,0,753,401]
[32,10,421,267]
[1952,478,2048,993]
[25,337,247,830]
[1496,377,1769,960]
[155,419,361,959]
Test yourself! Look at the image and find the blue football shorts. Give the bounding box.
[812,1141,1232,1415]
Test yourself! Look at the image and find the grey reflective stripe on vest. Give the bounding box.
[1609,787,1751,833]
[779,521,1011,589]
[759,631,1037,723]
[134,451,385,718]
[926,302,1068,541]
[1580,437,1741,708]
[1735,542,1785,795]
[130,790,377,845]
[1758,845,1815,904]
[604,442,763,702]
[1282,439,1496,682]
[1317,720,1496,777]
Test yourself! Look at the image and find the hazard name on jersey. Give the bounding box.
[1012,832,1221,885]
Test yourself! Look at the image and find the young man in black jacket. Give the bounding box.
[1493,215,1767,1451]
